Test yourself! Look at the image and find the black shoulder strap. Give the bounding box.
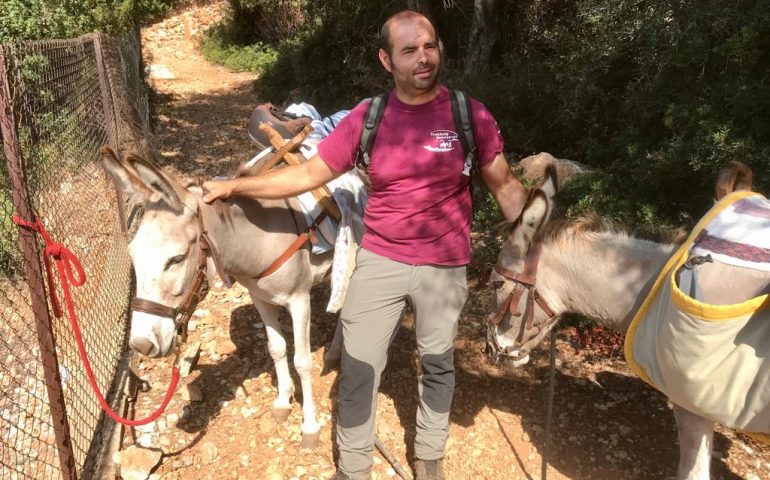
[356,90,476,176]
[450,89,477,175]
[356,93,389,172]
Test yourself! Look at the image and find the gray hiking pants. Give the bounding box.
[336,248,468,479]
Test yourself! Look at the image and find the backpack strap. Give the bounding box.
[450,89,477,176]
[356,89,476,178]
[356,93,389,173]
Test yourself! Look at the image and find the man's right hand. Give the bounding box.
[202,180,233,204]
[199,155,341,203]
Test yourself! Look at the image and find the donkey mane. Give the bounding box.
[535,214,687,246]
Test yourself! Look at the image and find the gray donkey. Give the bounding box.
[487,163,758,480]
[102,148,335,448]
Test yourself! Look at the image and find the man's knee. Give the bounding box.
[420,347,455,414]
[338,347,377,429]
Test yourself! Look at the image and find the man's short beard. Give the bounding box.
[412,63,440,91]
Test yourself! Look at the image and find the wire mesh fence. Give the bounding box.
[1,30,149,480]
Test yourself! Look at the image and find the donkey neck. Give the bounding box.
[540,232,677,334]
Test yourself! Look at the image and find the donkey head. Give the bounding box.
[101,147,203,358]
[487,166,558,366]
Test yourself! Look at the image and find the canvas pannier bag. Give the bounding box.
[625,191,770,443]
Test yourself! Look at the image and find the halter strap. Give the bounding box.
[130,202,218,341]
[488,241,557,359]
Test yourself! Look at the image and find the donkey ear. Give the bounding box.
[542,164,558,200]
[124,153,187,211]
[522,191,549,236]
[508,190,549,253]
[541,164,559,223]
[100,146,153,200]
[715,160,753,200]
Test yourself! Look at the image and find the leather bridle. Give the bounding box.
[129,203,224,343]
[486,240,559,361]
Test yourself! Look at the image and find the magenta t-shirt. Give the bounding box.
[317,86,503,266]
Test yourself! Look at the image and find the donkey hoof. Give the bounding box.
[300,432,320,450]
[272,407,292,422]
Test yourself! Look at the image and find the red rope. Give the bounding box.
[13,214,179,426]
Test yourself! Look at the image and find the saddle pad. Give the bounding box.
[625,191,770,443]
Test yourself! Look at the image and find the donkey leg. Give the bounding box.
[287,295,321,449]
[252,299,295,421]
[673,404,714,480]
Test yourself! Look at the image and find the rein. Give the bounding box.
[12,214,178,427]
[486,241,558,361]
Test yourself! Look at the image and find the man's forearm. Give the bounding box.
[494,178,527,222]
[203,154,341,202]
[480,154,528,222]
[230,163,316,199]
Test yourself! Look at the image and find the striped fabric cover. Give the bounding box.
[692,195,770,271]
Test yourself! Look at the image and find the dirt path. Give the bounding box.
[124,4,770,479]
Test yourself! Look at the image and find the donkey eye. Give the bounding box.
[165,254,185,269]
[491,281,504,290]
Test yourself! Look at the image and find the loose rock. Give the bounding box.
[115,445,162,480]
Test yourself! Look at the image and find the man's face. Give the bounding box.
[379,18,440,96]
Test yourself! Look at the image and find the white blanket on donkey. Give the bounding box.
[246,102,366,313]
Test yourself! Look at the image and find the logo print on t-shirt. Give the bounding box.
[423,130,459,153]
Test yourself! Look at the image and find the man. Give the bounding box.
[202,10,526,480]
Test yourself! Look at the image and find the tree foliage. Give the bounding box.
[0,0,176,42]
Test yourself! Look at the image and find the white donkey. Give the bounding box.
[486,164,757,479]
[101,147,333,447]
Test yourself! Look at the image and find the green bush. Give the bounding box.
[0,181,22,277]
[500,0,770,225]
[0,0,177,42]
[200,24,280,74]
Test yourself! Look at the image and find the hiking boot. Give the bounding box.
[414,458,445,480]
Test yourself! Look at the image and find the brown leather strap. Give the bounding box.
[195,206,228,283]
[200,231,229,284]
[534,290,555,318]
[494,264,516,280]
[179,261,207,317]
[131,298,177,318]
[488,286,515,327]
[256,210,329,279]
[523,242,543,280]
[513,272,537,286]
[521,285,537,340]
[508,284,526,317]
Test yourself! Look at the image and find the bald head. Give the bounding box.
[380,10,438,56]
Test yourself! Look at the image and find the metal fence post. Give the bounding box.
[0,46,79,480]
